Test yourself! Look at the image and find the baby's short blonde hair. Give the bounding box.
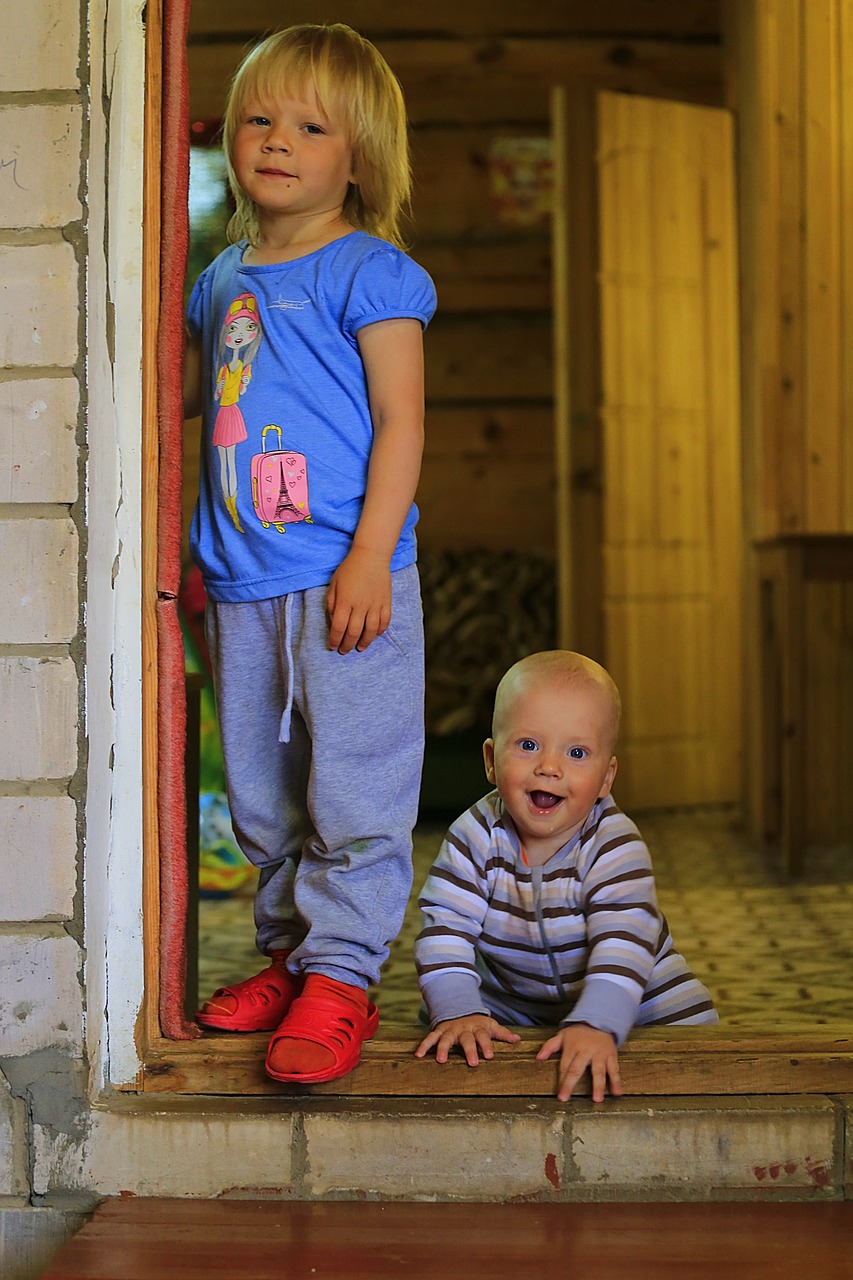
[222,23,411,248]
[493,650,622,752]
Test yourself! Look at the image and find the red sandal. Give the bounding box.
[196,951,301,1032]
[264,982,380,1084]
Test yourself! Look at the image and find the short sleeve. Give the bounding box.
[185,267,209,341]
[343,246,437,340]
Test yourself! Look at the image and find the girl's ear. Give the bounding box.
[483,738,496,784]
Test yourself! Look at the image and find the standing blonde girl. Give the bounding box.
[184,24,436,1085]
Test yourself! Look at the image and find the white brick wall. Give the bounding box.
[0,9,85,1265]
[0,518,78,643]
[0,796,77,920]
[0,244,80,369]
[0,379,79,503]
[0,933,84,1057]
[0,0,80,92]
[0,658,78,781]
[0,105,83,229]
[0,7,82,975]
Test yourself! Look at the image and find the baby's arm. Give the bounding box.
[416,1015,521,1067]
[415,804,499,1050]
[536,1024,622,1103]
[327,317,425,654]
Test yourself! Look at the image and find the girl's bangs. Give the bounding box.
[231,43,350,132]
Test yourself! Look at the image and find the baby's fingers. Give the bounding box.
[535,1033,566,1062]
[414,1029,443,1059]
[556,1052,589,1102]
[491,1025,522,1045]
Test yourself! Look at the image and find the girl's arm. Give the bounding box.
[326,316,425,654]
[183,333,203,419]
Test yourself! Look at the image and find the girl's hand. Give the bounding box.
[415,1015,521,1067]
[326,546,392,654]
[536,1024,622,1103]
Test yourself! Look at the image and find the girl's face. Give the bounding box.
[231,83,355,230]
[224,315,258,352]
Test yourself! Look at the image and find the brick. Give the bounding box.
[0,657,78,781]
[0,518,78,644]
[570,1096,839,1197]
[33,1105,296,1199]
[0,933,83,1056]
[304,1107,564,1199]
[0,378,79,503]
[0,1,79,91]
[0,796,76,921]
[0,106,82,229]
[0,1071,28,1196]
[0,245,79,370]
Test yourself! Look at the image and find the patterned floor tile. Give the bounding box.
[197,809,853,1030]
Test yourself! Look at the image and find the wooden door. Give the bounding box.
[594,92,742,809]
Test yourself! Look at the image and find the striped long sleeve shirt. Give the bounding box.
[415,791,717,1045]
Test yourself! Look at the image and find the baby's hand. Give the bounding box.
[415,1015,521,1067]
[536,1023,622,1103]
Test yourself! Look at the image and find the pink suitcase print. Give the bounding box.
[250,424,312,533]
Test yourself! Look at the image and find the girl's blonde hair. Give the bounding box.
[222,24,412,249]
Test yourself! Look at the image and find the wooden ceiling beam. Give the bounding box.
[189,1,722,41]
[189,38,723,125]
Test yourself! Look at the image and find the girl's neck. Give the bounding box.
[244,208,354,265]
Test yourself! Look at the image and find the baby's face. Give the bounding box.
[483,676,617,863]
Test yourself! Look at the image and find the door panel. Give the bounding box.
[596,91,742,809]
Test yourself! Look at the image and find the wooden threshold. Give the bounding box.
[129,1024,853,1096]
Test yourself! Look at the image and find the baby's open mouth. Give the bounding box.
[529,790,562,810]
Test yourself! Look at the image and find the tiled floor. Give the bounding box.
[197,807,853,1029]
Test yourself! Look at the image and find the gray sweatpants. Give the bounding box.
[205,564,424,990]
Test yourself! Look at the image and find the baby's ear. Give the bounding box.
[598,755,618,799]
[483,738,496,784]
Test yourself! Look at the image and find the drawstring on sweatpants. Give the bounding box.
[278,592,295,744]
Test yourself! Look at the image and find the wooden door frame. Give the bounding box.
[135,11,853,1096]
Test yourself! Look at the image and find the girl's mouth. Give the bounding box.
[529,790,562,811]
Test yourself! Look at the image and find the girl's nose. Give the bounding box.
[263,129,292,153]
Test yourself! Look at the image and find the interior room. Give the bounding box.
[178,1,852,1039]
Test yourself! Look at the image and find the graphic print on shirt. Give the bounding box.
[250,425,313,534]
[212,291,263,534]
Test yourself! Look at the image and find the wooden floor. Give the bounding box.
[41,1197,853,1279]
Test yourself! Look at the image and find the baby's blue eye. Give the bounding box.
[519,739,537,752]
[569,747,587,759]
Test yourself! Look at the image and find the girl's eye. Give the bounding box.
[519,739,537,752]
[248,115,270,127]
[569,747,587,760]
[303,123,324,135]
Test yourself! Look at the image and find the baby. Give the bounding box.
[414,650,718,1101]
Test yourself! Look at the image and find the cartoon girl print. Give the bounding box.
[213,291,262,533]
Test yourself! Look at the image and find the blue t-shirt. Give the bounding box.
[186,231,437,602]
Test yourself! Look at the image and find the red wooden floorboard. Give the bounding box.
[40,1198,853,1280]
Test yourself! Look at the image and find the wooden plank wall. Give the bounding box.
[724,0,853,841]
[184,2,723,562]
